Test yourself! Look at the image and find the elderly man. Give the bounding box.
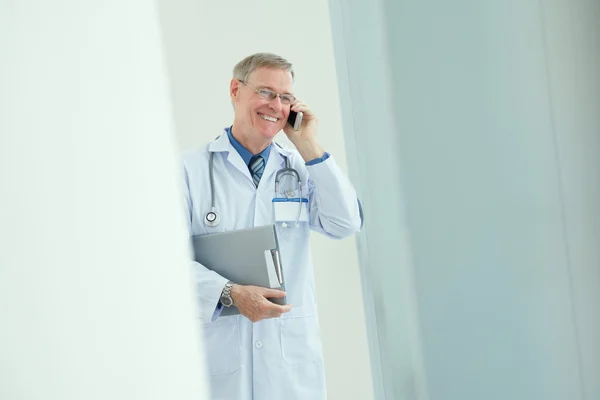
[182,52,362,399]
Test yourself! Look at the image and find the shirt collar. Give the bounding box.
[226,126,271,166]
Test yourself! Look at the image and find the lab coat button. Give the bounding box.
[255,341,263,349]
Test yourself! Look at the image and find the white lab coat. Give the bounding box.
[182,131,362,400]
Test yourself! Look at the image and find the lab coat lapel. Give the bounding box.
[261,143,291,185]
[209,132,294,188]
[208,131,254,186]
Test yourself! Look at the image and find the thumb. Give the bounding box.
[263,288,287,298]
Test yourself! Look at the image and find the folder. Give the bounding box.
[191,224,286,317]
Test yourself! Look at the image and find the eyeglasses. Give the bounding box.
[239,80,296,105]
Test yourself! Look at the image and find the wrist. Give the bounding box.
[294,139,325,162]
[229,283,242,304]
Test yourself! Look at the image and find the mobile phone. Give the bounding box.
[287,110,303,131]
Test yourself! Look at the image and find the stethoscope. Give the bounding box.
[204,144,303,229]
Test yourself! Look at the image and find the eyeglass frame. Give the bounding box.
[238,80,296,105]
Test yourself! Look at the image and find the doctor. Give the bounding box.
[182,53,362,400]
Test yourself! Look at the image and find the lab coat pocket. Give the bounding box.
[202,316,241,375]
[280,306,322,366]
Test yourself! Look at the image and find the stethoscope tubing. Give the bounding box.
[204,146,302,228]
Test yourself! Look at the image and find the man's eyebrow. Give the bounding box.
[257,85,294,96]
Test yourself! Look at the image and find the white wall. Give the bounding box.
[157,1,374,399]
[328,0,429,398]
[542,1,600,398]
[331,0,600,399]
[0,2,208,399]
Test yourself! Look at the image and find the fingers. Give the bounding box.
[246,300,292,322]
[291,100,314,119]
[257,290,292,318]
[280,304,293,313]
[291,102,307,114]
[263,301,293,318]
[262,287,287,298]
[236,285,293,322]
[291,100,304,111]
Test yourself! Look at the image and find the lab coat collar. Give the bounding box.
[208,129,293,156]
[207,130,234,153]
[271,139,293,158]
[208,129,294,188]
[208,130,251,185]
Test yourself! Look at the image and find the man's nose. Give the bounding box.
[268,95,283,112]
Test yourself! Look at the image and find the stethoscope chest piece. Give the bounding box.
[204,209,220,227]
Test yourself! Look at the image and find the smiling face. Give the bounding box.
[230,67,294,145]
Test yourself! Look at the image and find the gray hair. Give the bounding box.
[233,53,295,82]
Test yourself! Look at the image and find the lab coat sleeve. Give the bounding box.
[305,154,362,239]
[183,164,227,322]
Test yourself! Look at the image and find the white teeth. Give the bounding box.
[259,113,277,122]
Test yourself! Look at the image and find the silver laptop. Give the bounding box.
[191,224,286,316]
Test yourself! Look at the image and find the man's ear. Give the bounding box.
[230,78,240,101]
